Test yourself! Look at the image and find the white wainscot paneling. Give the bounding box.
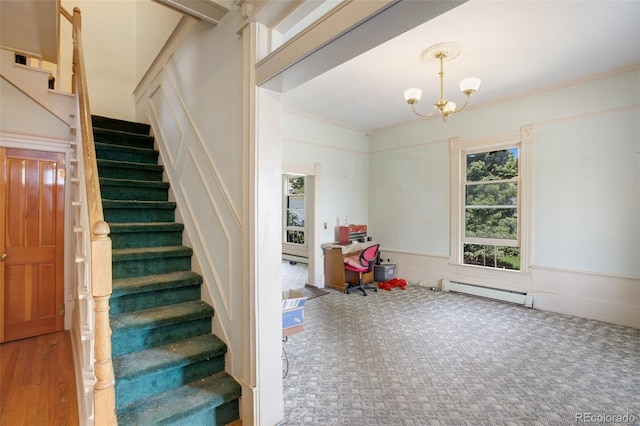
[382,251,639,328]
[531,266,640,329]
[380,250,450,288]
[176,146,242,319]
[149,83,185,169]
[146,69,242,326]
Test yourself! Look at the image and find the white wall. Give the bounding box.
[533,110,639,276]
[0,78,70,138]
[135,1,181,84]
[62,0,138,121]
[367,69,640,328]
[282,111,370,243]
[369,139,450,258]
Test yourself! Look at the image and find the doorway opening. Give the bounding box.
[281,165,321,294]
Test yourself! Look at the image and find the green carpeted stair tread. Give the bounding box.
[113,334,227,380]
[95,142,159,164]
[110,300,214,334]
[97,159,164,181]
[92,115,151,135]
[112,245,193,262]
[111,245,193,280]
[116,372,240,425]
[103,199,175,206]
[103,200,177,223]
[109,223,184,250]
[95,142,158,157]
[100,177,170,189]
[112,271,203,298]
[93,127,155,149]
[103,199,176,209]
[99,177,170,201]
[98,158,163,171]
[109,222,184,233]
[100,178,169,201]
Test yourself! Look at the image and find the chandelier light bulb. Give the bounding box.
[444,101,456,113]
[459,77,481,95]
[404,88,423,104]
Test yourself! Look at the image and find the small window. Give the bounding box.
[284,176,306,245]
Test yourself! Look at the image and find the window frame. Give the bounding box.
[283,174,307,247]
[450,126,533,273]
[463,148,520,247]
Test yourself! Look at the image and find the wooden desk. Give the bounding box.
[322,241,376,292]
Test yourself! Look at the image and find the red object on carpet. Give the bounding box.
[378,278,407,291]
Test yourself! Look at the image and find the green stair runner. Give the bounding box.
[92,115,240,425]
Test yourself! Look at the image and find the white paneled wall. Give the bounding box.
[141,65,244,377]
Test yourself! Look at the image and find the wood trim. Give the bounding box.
[70,8,115,425]
[0,148,5,343]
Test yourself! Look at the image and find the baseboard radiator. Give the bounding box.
[442,279,535,308]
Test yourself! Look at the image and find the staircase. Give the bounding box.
[92,115,241,425]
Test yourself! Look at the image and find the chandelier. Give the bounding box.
[404,43,481,123]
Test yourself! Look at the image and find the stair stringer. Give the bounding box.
[0,49,76,126]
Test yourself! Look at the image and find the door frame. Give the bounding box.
[282,163,322,288]
[0,131,74,335]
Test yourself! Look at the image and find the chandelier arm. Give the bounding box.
[411,103,436,118]
[453,95,471,114]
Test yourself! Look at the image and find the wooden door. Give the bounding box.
[0,148,65,342]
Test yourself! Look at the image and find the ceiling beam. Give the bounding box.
[257,0,466,93]
[152,0,229,25]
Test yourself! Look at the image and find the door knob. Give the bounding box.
[0,254,7,261]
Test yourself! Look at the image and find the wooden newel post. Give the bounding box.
[91,220,116,425]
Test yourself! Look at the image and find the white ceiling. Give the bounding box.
[281,0,640,132]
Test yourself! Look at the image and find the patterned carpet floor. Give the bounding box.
[282,285,640,425]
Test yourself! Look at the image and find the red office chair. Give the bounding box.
[344,244,379,296]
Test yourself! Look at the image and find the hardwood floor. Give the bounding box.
[0,331,79,425]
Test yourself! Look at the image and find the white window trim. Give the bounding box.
[283,174,307,248]
[450,125,533,273]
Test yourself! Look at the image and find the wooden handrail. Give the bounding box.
[69,7,116,425]
[61,6,72,23]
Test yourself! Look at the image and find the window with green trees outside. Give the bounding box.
[284,176,305,245]
[463,148,520,270]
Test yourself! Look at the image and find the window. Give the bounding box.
[284,175,306,245]
[463,148,520,270]
[451,126,532,272]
